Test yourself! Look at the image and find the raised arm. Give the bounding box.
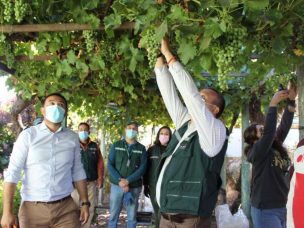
[276,103,295,142]
[155,57,189,129]
[159,39,226,157]
[248,90,289,162]
[276,85,297,142]
[248,107,278,162]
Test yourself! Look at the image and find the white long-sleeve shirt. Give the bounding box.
[155,61,227,205]
[4,121,86,202]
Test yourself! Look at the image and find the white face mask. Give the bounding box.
[126,129,137,139]
[159,135,170,145]
[79,131,89,141]
[45,105,65,123]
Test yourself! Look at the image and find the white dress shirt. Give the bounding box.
[4,121,86,202]
[155,61,227,206]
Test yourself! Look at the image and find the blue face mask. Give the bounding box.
[126,129,137,139]
[45,105,65,123]
[79,131,89,141]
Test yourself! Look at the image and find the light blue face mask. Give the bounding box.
[45,105,65,123]
[79,131,89,141]
[126,129,137,139]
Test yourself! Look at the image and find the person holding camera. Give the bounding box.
[244,85,297,228]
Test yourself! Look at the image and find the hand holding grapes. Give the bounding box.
[160,38,176,65]
[160,37,171,56]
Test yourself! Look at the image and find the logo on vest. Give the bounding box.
[297,154,304,163]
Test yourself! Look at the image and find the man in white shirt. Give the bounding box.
[1,93,90,228]
[154,39,228,228]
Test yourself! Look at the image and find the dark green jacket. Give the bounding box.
[159,122,228,216]
[144,144,167,187]
[108,139,147,188]
[81,141,99,181]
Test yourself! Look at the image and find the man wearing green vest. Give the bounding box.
[72,122,105,228]
[107,121,147,228]
[154,38,229,227]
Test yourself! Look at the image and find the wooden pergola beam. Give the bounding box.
[0,55,57,61]
[0,22,135,33]
[0,62,16,74]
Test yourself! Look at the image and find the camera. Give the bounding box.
[278,84,285,91]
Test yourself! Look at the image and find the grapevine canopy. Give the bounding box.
[0,0,303,133]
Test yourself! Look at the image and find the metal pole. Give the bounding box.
[97,128,106,207]
[241,105,251,219]
[100,128,106,157]
[220,157,227,190]
[296,63,304,140]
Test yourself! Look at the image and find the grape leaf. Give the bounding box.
[155,20,168,41]
[245,0,269,10]
[204,18,224,39]
[104,14,122,30]
[178,39,197,64]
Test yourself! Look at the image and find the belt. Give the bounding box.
[35,195,71,204]
[161,213,198,223]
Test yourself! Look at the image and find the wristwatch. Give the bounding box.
[81,201,91,207]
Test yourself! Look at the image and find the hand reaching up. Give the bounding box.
[269,90,289,107]
[288,82,297,100]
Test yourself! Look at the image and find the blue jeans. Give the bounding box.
[251,206,286,228]
[108,184,142,228]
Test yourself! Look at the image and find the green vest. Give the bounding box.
[109,140,146,188]
[81,141,99,181]
[144,144,166,187]
[159,121,228,216]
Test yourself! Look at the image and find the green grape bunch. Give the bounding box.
[83,30,95,54]
[100,39,117,61]
[294,26,304,51]
[0,41,15,69]
[141,29,160,69]
[14,0,28,23]
[1,0,13,22]
[212,26,247,89]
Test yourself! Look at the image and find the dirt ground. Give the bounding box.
[91,190,220,228]
[90,205,217,228]
[91,207,150,227]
